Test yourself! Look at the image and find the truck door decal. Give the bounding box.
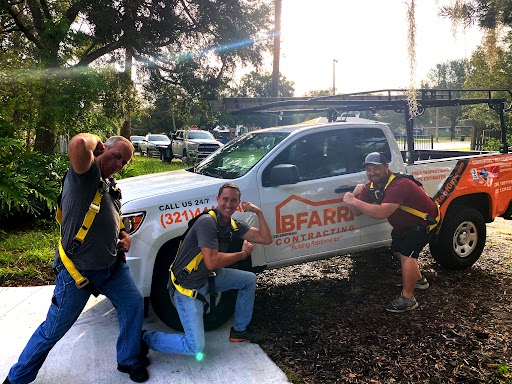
[274,194,355,249]
[434,159,468,206]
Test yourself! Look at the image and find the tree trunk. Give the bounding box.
[34,128,56,154]
[120,119,131,139]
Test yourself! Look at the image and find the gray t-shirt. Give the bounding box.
[54,161,121,270]
[172,208,250,289]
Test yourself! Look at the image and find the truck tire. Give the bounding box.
[429,208,486,269]
[150,241,237,331]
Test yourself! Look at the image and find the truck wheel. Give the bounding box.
[429,208,486,269]
[150,241,237,331]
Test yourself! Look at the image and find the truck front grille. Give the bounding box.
[198,144,221,157]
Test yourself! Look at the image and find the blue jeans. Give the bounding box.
[7,263,143,384]
[144,268,256,355]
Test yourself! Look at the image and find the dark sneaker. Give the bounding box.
[117,361,149,383]
[416,276,430,290]
[229,327,263,343]
[140,330,150,368]
[385,294,419,313]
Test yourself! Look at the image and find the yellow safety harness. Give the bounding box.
[170,210,238,309]
[369,173,441,233]
[56,174,124,297]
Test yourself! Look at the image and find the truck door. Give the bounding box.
[258,129,364,266]
[348,127,394,246]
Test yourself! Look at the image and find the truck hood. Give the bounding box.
[189,138,222,145]
[117,170,220,204]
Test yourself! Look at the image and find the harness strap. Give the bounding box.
[55,177,114,296]
[371,173,441,232]
[170,209,239,308]
[170,269,210,311]
[58,241,101,296]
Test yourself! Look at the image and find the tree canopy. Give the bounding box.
[0,0,274,151]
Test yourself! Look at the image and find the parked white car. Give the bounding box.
[139,134,171,157]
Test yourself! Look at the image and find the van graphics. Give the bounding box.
[274,195,355,248]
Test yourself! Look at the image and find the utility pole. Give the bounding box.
[271,0,282,98]
[332,59,338,95]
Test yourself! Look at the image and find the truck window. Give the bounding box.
[262,131,349,186]
[349,128,392,171]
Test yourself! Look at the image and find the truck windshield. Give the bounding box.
[188,131,214,140]
[194,131,289,179]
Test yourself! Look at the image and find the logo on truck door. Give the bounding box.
[273,195,355,248]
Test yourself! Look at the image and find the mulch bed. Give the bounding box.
[253,223,512,384]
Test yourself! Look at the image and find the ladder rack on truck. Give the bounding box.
[211,88,512,164]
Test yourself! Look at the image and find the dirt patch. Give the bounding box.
[253,218,512,384]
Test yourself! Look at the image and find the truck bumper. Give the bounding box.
[125,239,155,298]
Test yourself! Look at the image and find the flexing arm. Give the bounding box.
[240,202,273,245]
[344,192,399,220]
[68,133,105,175]
[202,240,254,270]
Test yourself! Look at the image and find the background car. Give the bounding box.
[139,134,171,157]
[130,135,145,152]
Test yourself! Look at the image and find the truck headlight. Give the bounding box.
[122,212,145,235]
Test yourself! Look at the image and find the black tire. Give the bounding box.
[150,241,237,331]
[429,208,486,269]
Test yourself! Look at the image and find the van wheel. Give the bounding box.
[429,208,486,269]
[150,241,236,331]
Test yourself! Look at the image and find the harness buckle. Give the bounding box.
[191,289,198,299]
[89,202,100,213]
[75,277,90,289]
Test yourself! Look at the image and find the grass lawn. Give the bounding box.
[0,156,187,286]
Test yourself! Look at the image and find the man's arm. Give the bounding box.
[68,133,105,175]
[344,192,399,220]
[202,240,254,270]
[240,202,273,245]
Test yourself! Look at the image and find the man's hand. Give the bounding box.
[93,140,106,157]
[343,192,356,206]
[243,202,262,214]
[241,240,254,258]
[352,184,365,197]
[117,232,131,253]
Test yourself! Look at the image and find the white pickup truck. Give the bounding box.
[170,129,224,161]
[119,89,512,330]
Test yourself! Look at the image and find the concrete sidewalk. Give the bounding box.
[0,286,290,384]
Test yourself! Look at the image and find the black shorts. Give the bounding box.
[390,226,434,259]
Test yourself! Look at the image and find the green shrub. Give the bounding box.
[0,138,68,224]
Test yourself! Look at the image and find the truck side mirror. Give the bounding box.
[270,164,299,186]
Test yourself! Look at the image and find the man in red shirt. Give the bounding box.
[344,152,439,312]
